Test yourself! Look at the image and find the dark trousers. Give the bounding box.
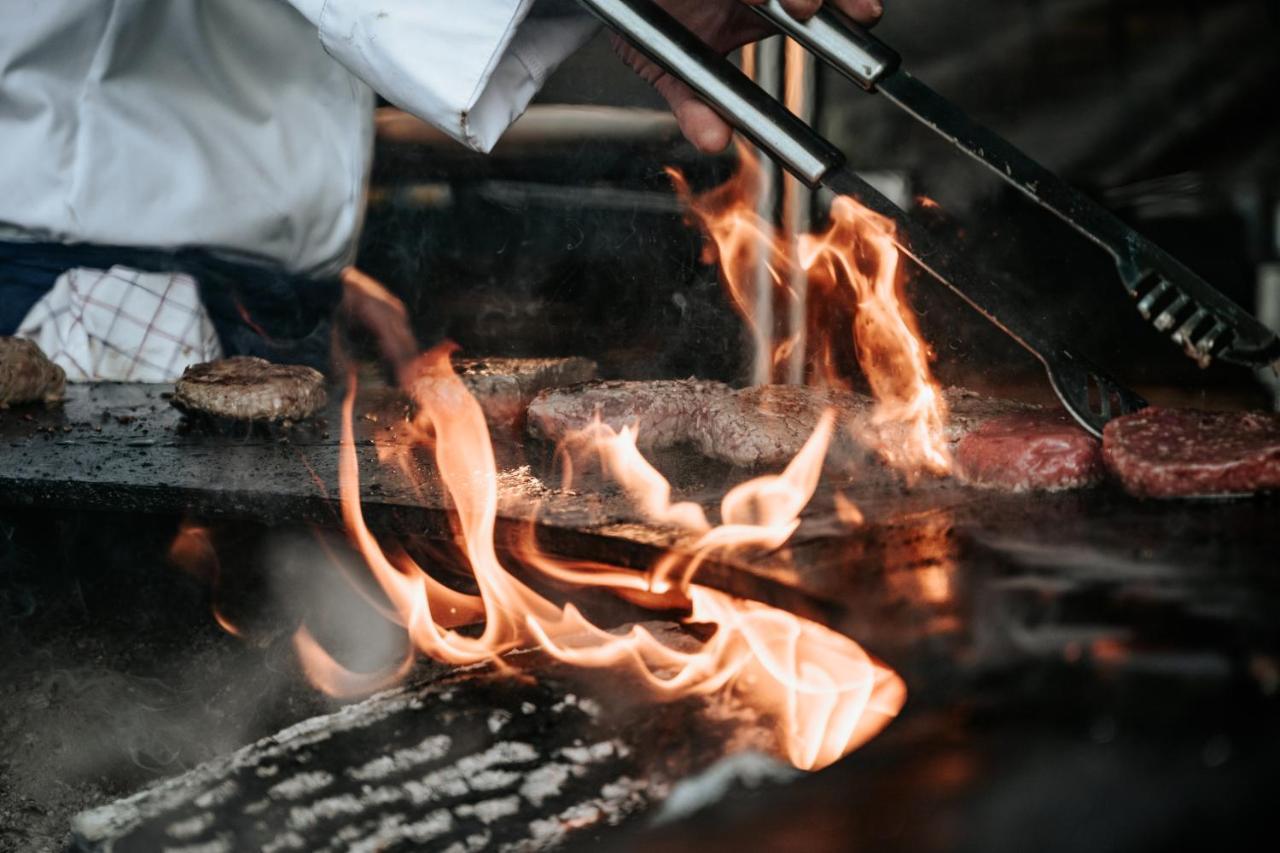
[0,242,342,372]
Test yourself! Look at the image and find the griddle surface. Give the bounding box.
[1,383,1276,677]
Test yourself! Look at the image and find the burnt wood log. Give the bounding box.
[70,635,759,852]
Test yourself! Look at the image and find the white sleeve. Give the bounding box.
[288,0,599,153]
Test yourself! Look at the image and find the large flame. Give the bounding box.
[291,347,904,771]
[800,198,951,477]
[672,147,951,480]
[186,156,952,774]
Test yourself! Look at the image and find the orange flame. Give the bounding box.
[668,151,794,386]
[290,347,904,770]
[167,521,243,637]
[177,157,930,772]
[834,492,866,528]
[672,148,951,480]
[799,198,951,478]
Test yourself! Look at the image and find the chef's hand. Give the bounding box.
[339,267,419,380]
[614,0,884,153]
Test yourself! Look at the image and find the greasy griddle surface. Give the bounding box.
[0,383,1275,661]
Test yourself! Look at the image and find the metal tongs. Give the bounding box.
[576,0,1280,436]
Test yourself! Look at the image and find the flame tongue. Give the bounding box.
[799,197,951,478]
[291,345,905,771]
[674,147,952,481]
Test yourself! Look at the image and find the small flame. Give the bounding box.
[168,521,242,637]
[834,492,866,527]
[233,300,277,345]
[288,346,904,770]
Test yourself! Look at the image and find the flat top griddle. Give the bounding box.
[1,383,1276,678]
[5,385,1279,853]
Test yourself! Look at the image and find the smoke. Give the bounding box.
[0,511,404,846]
[264,529,411,679]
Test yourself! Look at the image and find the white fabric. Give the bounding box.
[17,267,223,383]
[0,0,597,274]
[295,0,599,154]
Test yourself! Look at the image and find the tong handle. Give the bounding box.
[749,0,900,91]
[576,0,844,186]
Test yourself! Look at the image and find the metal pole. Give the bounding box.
[783,38,816,385]
[747,36,782,387]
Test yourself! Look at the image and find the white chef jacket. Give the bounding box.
[0,0,598,276]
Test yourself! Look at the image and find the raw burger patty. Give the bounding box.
[171,356,327,422]
[955,411,1104,492]
[692,385,872,469]
[0,337,65,405]
[527,379,732,449]
[1103,407,1280,498]
[453,357,597,427]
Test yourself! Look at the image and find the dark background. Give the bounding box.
[358,0,1280,403]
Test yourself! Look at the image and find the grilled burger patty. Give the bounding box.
[941,387,1040,444]
[528,380,873,472]
[526,378,1110,488]
[527,379,733,449]
[0,337,66,406]
[692,384,873,470]
[954,410,1104,492]
[1103,407,1280,498]
[450,357,598,428]
[171,356,327,422]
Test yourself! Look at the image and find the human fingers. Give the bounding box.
[611,35,735,153]
[745,0,885,26]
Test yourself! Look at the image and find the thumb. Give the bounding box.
[653,74,735,154]
[611,34,733,154]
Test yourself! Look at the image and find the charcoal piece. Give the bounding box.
[70,642,752,852]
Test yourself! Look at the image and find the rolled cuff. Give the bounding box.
[292,0,598,153]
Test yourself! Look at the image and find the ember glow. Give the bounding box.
[672,147,951,480]
[290,348,904,771]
